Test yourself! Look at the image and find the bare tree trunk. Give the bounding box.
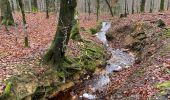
[88,0,91,16]
[18,0,29,47]
[124,0,127,17]
[140,0,146,13]
[132,0,134,14]
[149,0,153,13]
[160,0,165,11]
[46,0,49,18]
[96,0,100,21]
[167,0,170,10]
[105,0,114,17]
[85,0,87,13]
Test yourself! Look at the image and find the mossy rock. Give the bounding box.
[155,19,166,28]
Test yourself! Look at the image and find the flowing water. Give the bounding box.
[80,22,135,99]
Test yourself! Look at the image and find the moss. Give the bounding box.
[133,69,144,77]
[32,6,38,13]
[164,29,170,37]
[1,19,14,26]
[89,22,102,35]
[96,21,102,31]
[0,82,12,99]
[70,23,82,41]
[156,81,170,89]
[156,19,165,28]
[89,28,97,35]
[155,81,170,95]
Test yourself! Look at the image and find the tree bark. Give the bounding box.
[132,0,134,14]
[87,0,91,16]
[149,0,153,13]
[0,0,14,25]
[43,0,77,67]
[124,0,127,17]
[18,0,29,47]
[140,0,146,13]
[46,0,49,18]
[105,0,114,17]
[160,0,164,11]
[96,0,100,21]
[85,0,87,13]
[167,0,170,10]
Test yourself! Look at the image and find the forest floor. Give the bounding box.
[0,11,170,99]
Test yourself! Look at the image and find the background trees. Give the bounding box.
[0,0,14,25]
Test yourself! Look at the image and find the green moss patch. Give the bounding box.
[155,81,170,95]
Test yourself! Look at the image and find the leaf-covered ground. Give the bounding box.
[0,11,170,99]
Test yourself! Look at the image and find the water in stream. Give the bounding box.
[80,22,135,99]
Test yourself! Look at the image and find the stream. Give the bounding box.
[79,22,135,99]
[49,22,135,100]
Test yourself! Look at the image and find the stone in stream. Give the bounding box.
[78,22,135,99]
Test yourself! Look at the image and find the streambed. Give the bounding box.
[50,22,135,100]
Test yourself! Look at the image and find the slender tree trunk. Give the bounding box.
[96,0,100,21]
[18,0,29,47]
[85,0,87,13]
[124,0,127,17]
[88,0,91,16]
[28,0,32,12]
[0,0,14,25]
[132,0,134,14]
[10,0,15,12]
[105,0,114,17]
[149,0,153,13]
[46,0,49,18]
[167,0,170,10]
[140,0,146,13]
[160,0,164,11]
[43,0,77,67]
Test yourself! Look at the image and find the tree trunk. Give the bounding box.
[160,0,164,11]
[43,0,77,67]
[18,0,29,47]
[149,0,153,13]
[84,0,87,13]
[105,0,114,17]
[124,0,127,17]
[96,0,100,21]
[0,0,14,25]
[87,0,91,16]
[132,0,134,14]
[46,0,49,18]
[167,0,170,10]
[140,0,145,13]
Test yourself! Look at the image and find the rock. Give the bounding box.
[106,32,114,41]
[155,19,166,28]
